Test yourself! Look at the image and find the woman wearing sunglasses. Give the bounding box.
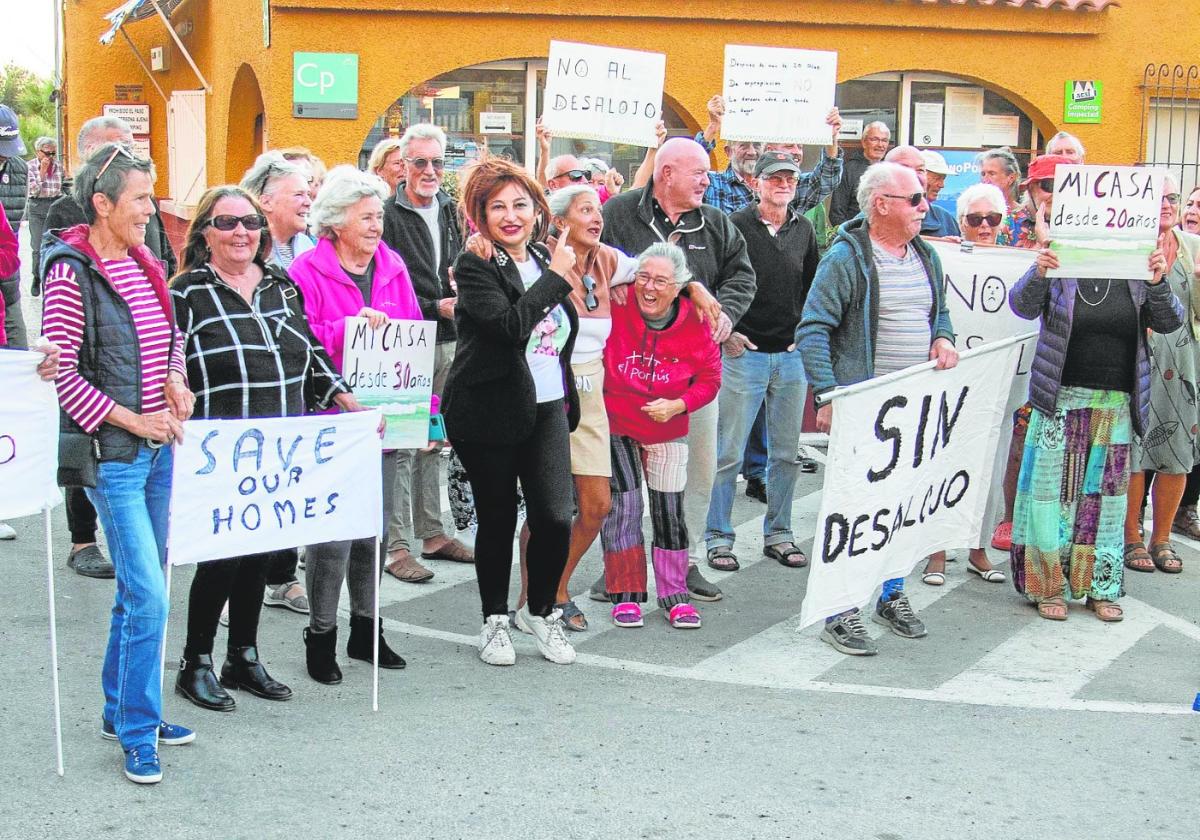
[287,165,422,683]
[171,184,367,708]
[40,143,195,783]
[954,183,1008,246]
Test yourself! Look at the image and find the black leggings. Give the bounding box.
[65,486,98,544]
[182,550,290,658]
[452,399,573,618]
[264,548,300,586]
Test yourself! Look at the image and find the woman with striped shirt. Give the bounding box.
[40,144,197,785]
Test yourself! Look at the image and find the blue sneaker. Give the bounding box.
[102,719,196,746]
[123,745,162,784]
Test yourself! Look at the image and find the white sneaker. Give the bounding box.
[515,606,576,665]
[0,522,15,540]
[478,615,516,666]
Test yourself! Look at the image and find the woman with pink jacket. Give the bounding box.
[287,165,422,684]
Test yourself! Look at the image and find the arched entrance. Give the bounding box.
[226,64,266,183]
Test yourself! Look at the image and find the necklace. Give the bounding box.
[1077,279,1111,307]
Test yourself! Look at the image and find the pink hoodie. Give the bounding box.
[288,236,422,373]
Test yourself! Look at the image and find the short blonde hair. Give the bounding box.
[368,139,403,177]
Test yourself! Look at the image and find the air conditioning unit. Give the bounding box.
[150,46,170,72]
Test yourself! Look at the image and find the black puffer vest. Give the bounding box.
[0,155,28,226]
[41,226,179,463]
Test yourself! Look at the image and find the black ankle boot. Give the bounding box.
[347,615,407,669]
[175,653,236,712]
[219,646,294,701]
[303,626,342,684]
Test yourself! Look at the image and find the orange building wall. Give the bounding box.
[61,0,1195,202]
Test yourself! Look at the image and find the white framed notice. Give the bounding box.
[479,111,512,134]
[721,45,838,145]
[943,87,983,148]
[982,114,1020,147]
[913,102,944,147]
[542,41,665,147]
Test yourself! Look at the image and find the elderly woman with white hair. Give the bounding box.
[955,182,1008,246]
[287,165,422,682]
[241,152,315,271]
[600,242,721,629]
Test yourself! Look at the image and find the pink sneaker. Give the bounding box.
[991,521,1013,551]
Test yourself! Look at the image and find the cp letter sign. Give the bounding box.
[293,52,359,119]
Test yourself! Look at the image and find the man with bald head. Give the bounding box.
[798,161,958,655]
[885,145,960,237]
[601,136,756,602]
[829,120,891,226]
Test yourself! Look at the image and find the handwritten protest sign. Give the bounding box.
[721,45,837,144]
[342,317,435,449]
[1048,164,1165,280]
[542,41,665,147]
[799,340,1021,628]
[168,412,382,565]
[0,350,61,518]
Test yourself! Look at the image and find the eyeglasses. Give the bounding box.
[964,212,1003,228]
[208,214,267,232]
[581,274,599,312]
[405,157,445,172]
[95,143,135,182]
[883,193,925,207]
[39,149,56,157]
[634,272,674,290]
[1163,193,1181,206]
[563,170,590,183]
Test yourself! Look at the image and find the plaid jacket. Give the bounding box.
[702,150,844,216]
[27,159,63,199]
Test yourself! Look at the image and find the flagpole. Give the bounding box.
[44,506,64,776]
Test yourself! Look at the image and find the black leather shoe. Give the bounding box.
[744,476,767,504]
[220,646,293,701]
[175,654,236,712]
[303,626,342,685]
[347,615,406,670]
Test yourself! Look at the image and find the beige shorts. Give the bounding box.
[569,358,611,477]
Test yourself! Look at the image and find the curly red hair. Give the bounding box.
[458,157,551,245]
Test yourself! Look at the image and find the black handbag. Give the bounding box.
[58,430,99,489]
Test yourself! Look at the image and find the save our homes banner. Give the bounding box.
[342,317,435,450]
[1048,164,1165,281]
[798,340,1022,628]
[168,411,383,565]
[0,350,62,519]
[720,44,838,145]
[542,40,666,148]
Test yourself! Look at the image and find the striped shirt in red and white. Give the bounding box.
[42,257,186,433]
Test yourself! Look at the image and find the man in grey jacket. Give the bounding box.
[601,137,756,601]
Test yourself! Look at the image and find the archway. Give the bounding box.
[226,64,266,183]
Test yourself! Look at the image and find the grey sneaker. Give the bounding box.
[588,573,608,603]
[873,593,926,638]
[686,565,723,602]
[820,611,878,655]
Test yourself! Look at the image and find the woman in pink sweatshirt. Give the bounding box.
[600,242,721,630]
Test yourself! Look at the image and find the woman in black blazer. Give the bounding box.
[443,157,580,667]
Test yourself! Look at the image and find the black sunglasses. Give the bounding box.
[406,157,445,172]
[581,274,598,312]
[883,192,925,207]
[964,212,1004,228]
[1036,178,1055,194]
[208,214,267,232]
[564,170,590,183]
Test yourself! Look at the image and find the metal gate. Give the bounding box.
[1140,63,1200,195]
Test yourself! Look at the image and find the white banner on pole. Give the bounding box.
[168,412,383,565]
[0,349,62,518]
[798,339,1023,628]
[542,40,666,147]
[721,44,837,144]
[342,317,435,450]
[1048,164,1165,280]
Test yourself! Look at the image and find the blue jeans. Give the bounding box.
[706,348,806,549]
[85,444,173,750]
[740,403,768,482]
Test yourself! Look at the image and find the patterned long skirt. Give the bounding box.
[1010,386,1131,603]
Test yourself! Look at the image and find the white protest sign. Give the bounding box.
[0,350,61,518]
[542,41,665,147]
[342,317,435,450]
[799,340,1022,628]
[721,45,837,145]
[1049,164,1164,280]
[168,411,383,565]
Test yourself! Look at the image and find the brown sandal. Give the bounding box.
[1086,598,1124,622]
[1148,542,1183,574]
[385,549,434,582]
[1123,541,1155,573]
[1036,597,1068,621]
[1171,504,1200,539]
[420,538,475,564]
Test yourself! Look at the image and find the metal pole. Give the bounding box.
[44,506,65,777]
[152,0,212,93]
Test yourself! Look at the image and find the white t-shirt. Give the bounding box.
[516,256,569,402]
[412,201,442,269]
[571,317,612,365]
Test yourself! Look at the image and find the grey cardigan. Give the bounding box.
[1009,265,1184,436]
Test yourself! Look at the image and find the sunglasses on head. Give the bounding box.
[883,192,925,207]
[405,157,445,172]
[581,274,599,312]
[208,214,267,232]
[95,143,136,181]
[964,212,1003,228]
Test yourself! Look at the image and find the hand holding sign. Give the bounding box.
[542,41,666,147]
[721,45,838,144]
[357,306,389,330]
